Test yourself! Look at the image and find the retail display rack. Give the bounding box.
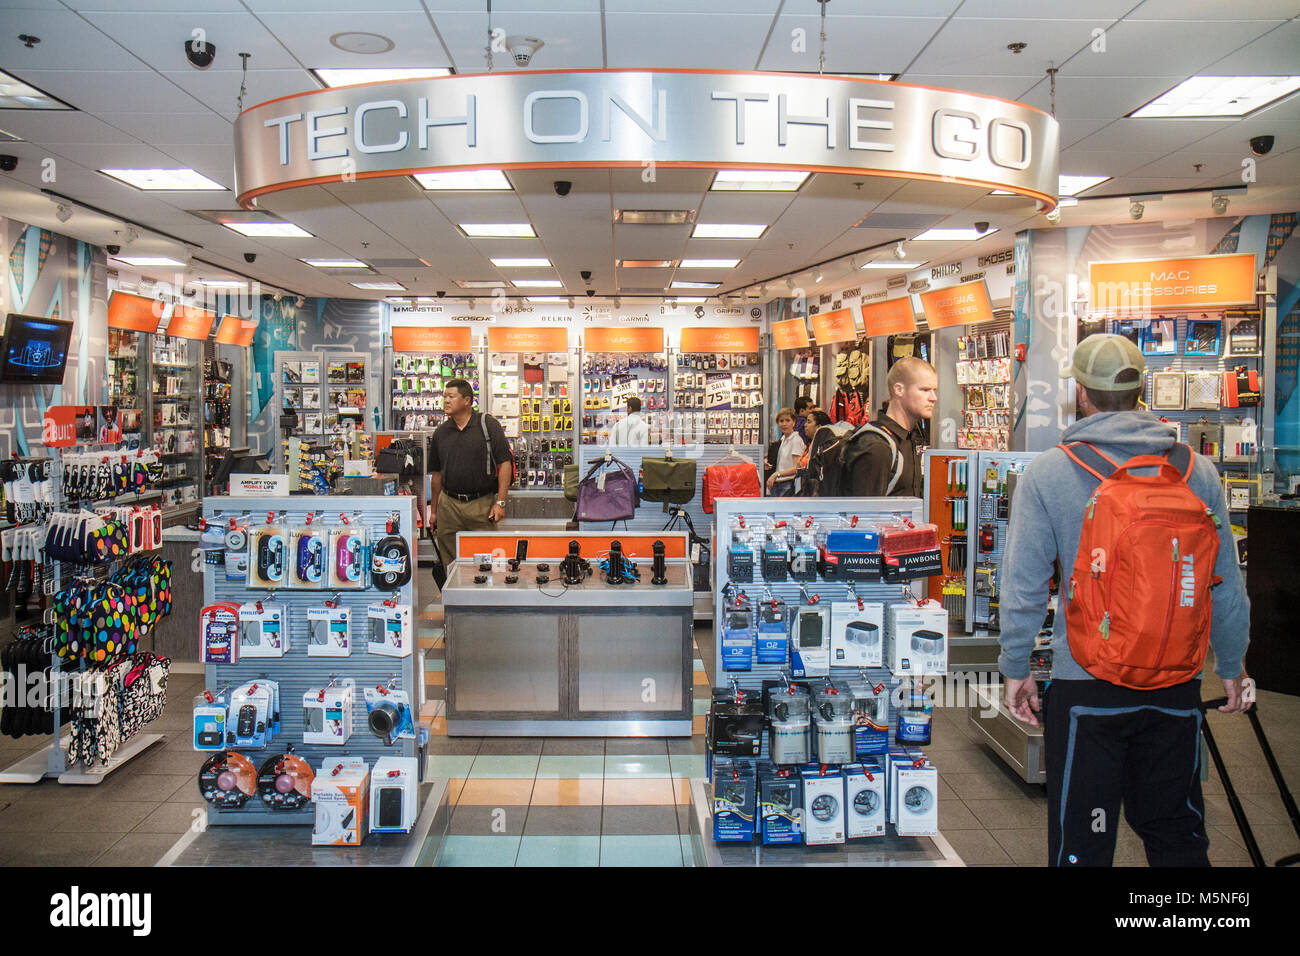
[486,349,577,492]
[388,348,483,432]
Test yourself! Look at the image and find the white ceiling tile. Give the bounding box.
[1062,20,1283,77]
[1055,117,1116,149]
[98,112,231,145]
[430,11,605,71]
[78,11,299,73]
[1071,118,1238,153]
[1126,152,1255,180]
[900,75,1038,100]
[1015,75,1185,121]
[605,0,781,12]
[16,70,207,114]
[612,225,690,260]
[1125,0,1300,19]
[255,12,452,68]
[1180,95,1300,153]
[757,17,943,74]
[0,109,141,145]
[242,1,431,10]
[907,19,1096,75]
[144,145,237,189]
[1200,19,1300,74]
[62,1,245,9]
[0,11,145,70]
[606,14,774,69]
[955,0,1135,17]
[161,69,317,119]
[429,194,530,222]
[1058,149,1167,179]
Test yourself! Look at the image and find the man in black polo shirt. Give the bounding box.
[428,378,513,569]
[845,357,936,498]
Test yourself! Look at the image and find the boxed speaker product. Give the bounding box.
[366,601,412,658]
[312,757,370,846]
[789,605,830,678]
[830,600,884,667]
[302,678,354,746]
[819,528,882,581]
[885,601,948,676]
[306,605,352,657]
[759,769,804,846]
[894,759,938,837]
[802,766,845,845]
[846,679,890,757]
[844,761,886,838]
[237,602,288,659]
[369,756,419,834]
[192,688,229,751]
[712,757,757,842]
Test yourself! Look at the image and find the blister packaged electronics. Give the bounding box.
[329,521,368,589]
[226,679,280,749]
[712,757,757,842]
[302,678,355,746]
[237,601,288,659]
[248,522,290,589]
[291,523,328,588]
[200,602,241,664]
[364,685,414,745]
[306,603,352,657]
[366,600,412,658]
[707,687,763,757]
[721,602,755,672]
[755,598,790,665]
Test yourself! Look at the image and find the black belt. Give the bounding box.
[444,490,495,503]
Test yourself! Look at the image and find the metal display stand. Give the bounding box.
[199,495,421,827]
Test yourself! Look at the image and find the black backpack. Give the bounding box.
[822,423,902,497]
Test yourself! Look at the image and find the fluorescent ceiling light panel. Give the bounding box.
[194,279,247,289]
[671,280,721,289]
[861,261,925,269]
[223,221,313,238]
[679,259,740,268]
[615,209,695,224]
[314,68,452,87]
[490,257,551,268]
[674,297,707,303]
[510,279,562,288]
[455,279,506,288]
[912,227,999,241]
[1059,174,1111,196]
[526,297,565,303]
[1130,76,1300,118]
[351,281,406,290]
[709,170,809,191]
[384,297,411,304]
[691,223,767,239]
[301,258,368,268]
[618,259,676,268]
[459,223,535,238]
[414,169,511,190]
[99,168,225,191]
[0,70,72,110]
[111,256,187,267]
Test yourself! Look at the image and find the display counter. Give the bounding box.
[441,532,694,736]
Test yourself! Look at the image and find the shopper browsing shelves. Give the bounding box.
[765,407,806,497]
[609,395,649,445]
[997,333,1251,867]
[844,357,936,498]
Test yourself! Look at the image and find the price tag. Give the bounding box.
[610,381,637,407]
[705,375,733,410]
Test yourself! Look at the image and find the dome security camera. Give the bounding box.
[553,180,572,197]
[892,242,908,260]
[106,244,121,256]
[580,270,592,281]
[436,290,446,298]
[974,221,990,234]
[185,38,216,69]
[244,252,257,263]
[586,289,596,297]
[1129,201,1144,221]
[505,35,544,67]
[1250,135,1275,156]
[0,155,17,172]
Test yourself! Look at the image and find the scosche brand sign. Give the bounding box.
[233,71,1059,207]
[1089,253,1258,311]
[919,279,995,329]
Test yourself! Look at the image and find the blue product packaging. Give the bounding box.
[722,606,754,672]
[712,758,757,842]
[848,679,890,757]
[896,682,934,745]
[759,770,804,845]
[755,600,789,665]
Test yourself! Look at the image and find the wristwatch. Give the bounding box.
[495,499,507,508]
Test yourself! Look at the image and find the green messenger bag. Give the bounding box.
[563,463,581,502]
[640,456,697,505]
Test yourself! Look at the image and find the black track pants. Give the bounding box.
[1043,678,1210,867]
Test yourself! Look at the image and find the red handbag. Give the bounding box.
[702,458,761,513]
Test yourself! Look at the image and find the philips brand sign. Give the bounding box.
[234,71,1059,209]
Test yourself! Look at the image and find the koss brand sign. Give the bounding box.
[234,71,1058,208]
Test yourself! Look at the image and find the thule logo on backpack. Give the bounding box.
[1179,555,1196,606]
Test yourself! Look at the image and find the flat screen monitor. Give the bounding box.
[0,313,74,385]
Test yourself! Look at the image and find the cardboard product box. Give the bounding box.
[885,602,948,676]
[895,762,939,836]
[369,756,419,834]
[830,601,884,668]
[801,766,845,846]
[886,748,928,827]
[712,758,757,842]
[759,770,804,846]
[312,757,370,846]
[844,761,886,838]
[846,679,890,758]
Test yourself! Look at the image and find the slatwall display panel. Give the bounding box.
[200,496,419,826]
[968,452,1038,632]
[710,497,933,759]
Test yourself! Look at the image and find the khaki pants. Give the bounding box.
[435,493,495,569]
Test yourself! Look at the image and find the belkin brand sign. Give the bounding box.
[234,71,1059,208]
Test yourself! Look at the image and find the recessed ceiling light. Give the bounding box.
[1059,174,1111,196]
[0,69,72,110]
[100,168,226,191]
[490,257,551,268]
[671,280,721,289]
[194,279,247,290]
[301,258,368,269]
[614,209,696,225]
[617,259,677,268]
[526,297,566,303]
[459,223,536,238]
[351,281,406,290]
[861,261,925,269]
[675,297,707,303]
[384,296,411,304]
[313,67,452,88]
[709,170,809,191]
[691,223,767,239]
[679,259,740,268]
[223,221,313,238]
[1130,75,1300,118]
[912,227,999,241]
[511,279,562,288]
[414,169,511,190]
[455,279,506,289]
[111,256,187,267]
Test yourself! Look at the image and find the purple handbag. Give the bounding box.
[576,454,639,522]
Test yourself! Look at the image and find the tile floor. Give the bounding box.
[0,597,1296,866]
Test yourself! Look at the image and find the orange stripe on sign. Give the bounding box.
[920,280,995,329]
[107,291,163,333]
[167,306,215,341]
[860,297,916,337]
[1088,253,1257,310]
[215,314,257,346]
[811,308,858,344]
[771,317,810,350]
[583,327,664,352]
[679,327,759,353]
[488,326,569,352]
[393,326,472,352]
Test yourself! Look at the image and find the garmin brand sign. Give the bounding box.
[234,71,1058,208]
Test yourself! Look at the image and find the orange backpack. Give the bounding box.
[1060,442,1222,690]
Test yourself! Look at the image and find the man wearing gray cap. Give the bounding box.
[997,333,1251,867]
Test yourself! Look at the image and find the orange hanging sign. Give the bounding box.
[583,327,665,353]
[392,326,472,352]
[488,326,569,352]
[920,280,995,329]
[771,317,811,350]
[215,314,257,346]
[167,305,215,341]
[810,308,858,344]
[860,297,916,337]
[107,291,162,333]
[679,327,760,353]
[1088,253,1257,310]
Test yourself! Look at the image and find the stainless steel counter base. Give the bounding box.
[968,683,1045,784]
[448,718,693,737]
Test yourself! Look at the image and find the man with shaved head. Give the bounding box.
[844,356,937,498]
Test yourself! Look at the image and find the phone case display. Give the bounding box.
[390,350,482,431]
[197,496,419,831]
[673,351,763,444]
[961,453,1036,634]
[107,329,145,447]
[203,355,234,493]
[150,335,202,509]
[922,452,973,626]
[955,329,1011,450]
[581,351,668,445]
[491,351,576,491]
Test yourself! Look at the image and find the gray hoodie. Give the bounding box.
[997,410,1249,682]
